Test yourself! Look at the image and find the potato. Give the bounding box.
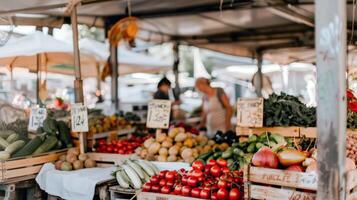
[140,149,148,158]
[78,154,88,161]
[84,159,97,168]
[59,155,66,161]
[73,160,84,170]
[181,148,193,159]
[161,140,173,148]
[157,155,167,162]
[66,154,77,163]
[175,133,187,142]
[144,138,155,149]
[167,155,177,162]
[156,133,167,143]
[55,160,63,170]
[169,146,179,155]
[68,148,80,156]
[159,147,168,156]
[148,142,161,155]
[60,162,73,171]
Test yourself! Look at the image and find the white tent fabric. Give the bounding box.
[79,38,172,75]
[193,48,210,79]
[0,31,98,77]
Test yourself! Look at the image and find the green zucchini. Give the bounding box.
[57,121,72,148]
[5,140,25,155]
[0,151,10,160]
[0,137,10,149]
[12,136,43,157]
[6,133,19,144]
[32,136,58,155]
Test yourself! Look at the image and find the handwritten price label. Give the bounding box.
[146,100,171,129]
[237,98,263,127]
[28,107,47,131]
[71,103,89,132]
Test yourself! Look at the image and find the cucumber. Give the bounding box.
[32,136,58,155]
[213,152,222,159]
[222,148,233,159]
[196,150,213,161]
[247,143,256,153]
[12,136,43,157]
[57,121,72,148]
[0,137,10,149]
[6,133,19,144]
[5,140,25,155]
[0,151,10,160]
[0,130,16,139]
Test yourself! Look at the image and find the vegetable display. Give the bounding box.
[142,160,243,200]
[113,158,159,189]
[136,127,229,163]
[196,132,287,170]
[54,148,97,171]
[89,114,132,135]
[95,135,148,154]
[264,93,316,127]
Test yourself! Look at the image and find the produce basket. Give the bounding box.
[244,166,357,200]
[86,152,132,167]
[137,191,202,200]
[0,149,67,183]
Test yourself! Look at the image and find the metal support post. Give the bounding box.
[315,0,347,199]
[173,42,180,100]
[71,5,86,153]
[255,51,263,97]
[36,54,40,104]
[110,43,119,111]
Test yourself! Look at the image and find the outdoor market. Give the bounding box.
[0,0,352,200]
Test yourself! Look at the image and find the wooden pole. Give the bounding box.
[110,44,119,111]
[255,51,263,97]
[315,0,347,199]
[71,5,86,153]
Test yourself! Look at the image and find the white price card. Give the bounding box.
[28,107,47,131]
[71,103,89,132]
[237,98,264,128]
[146,100,172,129]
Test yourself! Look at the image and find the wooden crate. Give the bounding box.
[236,126,300,137]
[300,128,357,138]
[0,149,67,183]
[87,152,132,167]
[137,191,202,200]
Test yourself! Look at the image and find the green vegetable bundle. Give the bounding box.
[264,93,316,127]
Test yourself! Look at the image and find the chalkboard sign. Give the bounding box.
[71,103,89,132]
[146,100,171,129]
[28,107,47,131]
[237,98,263,127]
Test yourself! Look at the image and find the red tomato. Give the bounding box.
[211,192,218,200]
[151,185,160,193]
[207,159,216,166]
[210,165,222,177]
[192,160,205,171]
[187,177,198,187]
[117,143,123,148]
[191,188,201,198]
[222,167,230,174]
[159,170,168,179]
[118,149,125,154]
[173,185,182,195]
[166,180,174,187]
[165,171,177,181]
[217,159,228,167]
[142,182,151,192]
[150,175,159,184]
[190,169,204,179]
[113,147,118,153]
[217,188,229,200]
[98,139,106,145]
[161,186,171,194]
[229,188,241,200]
[217,180,227,189]
[181,186,191,196]
[181,175,189,185]
[159,179,167,187]
[200,189,211,199]
[107,146,113,153]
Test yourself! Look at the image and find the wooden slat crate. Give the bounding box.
[244,166,357,200]
[236,126,300,137]
[137,191,202,200]
[0,149,67,183]
[300,128,357,138]
[87,152,132,167]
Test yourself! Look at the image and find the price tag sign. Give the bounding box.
[71,103,89,132]
[237,98,263,127]
[146,100,171,129]
[28,107,47,131]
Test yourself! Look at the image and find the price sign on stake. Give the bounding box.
[237,98,263,127]
[71,103,89,132]
[28,107,47,131]
[147,100,171,129]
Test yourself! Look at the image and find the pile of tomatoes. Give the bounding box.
[95,135,147,154]
[142,159,243,200]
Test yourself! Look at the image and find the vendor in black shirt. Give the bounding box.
[153,77,171,100]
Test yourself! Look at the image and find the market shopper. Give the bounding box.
[153,77,171,100]
[195,77,233,138]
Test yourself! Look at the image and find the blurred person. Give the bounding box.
[153,77,171,100]
[195,77,233,138]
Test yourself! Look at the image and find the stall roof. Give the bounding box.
[0,0,356,65]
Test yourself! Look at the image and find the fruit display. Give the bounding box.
[113,158,159,189]
[171,122,199,135]
[89,114,132,135]
[95,135,149,154]
[54,148,97,171]
[142,160,243,200]
[0,117,72,160]
[196,132,288,170]
[136,127,229,163]
[346,134,357,165]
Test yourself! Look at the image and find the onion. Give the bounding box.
[277,148,307,167]
[286,164,305,172]
[252,147,279,169]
